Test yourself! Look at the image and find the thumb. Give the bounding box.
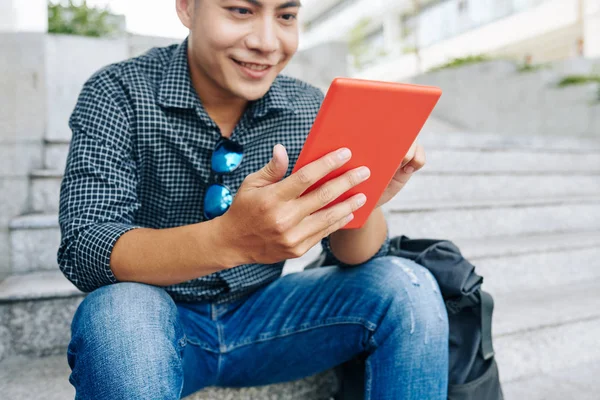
[250,144,289,187]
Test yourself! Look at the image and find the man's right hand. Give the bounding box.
[214,143,371,267]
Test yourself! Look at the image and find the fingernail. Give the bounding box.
[358,167,370,179]
[357,194,367,206]
[338,148,351,161]
[346,213,355,222]
[404,166,415,174]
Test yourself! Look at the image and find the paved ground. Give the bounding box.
[2,354,600,399]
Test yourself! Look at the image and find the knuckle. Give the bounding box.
[325,155,338,170]
[323,208,338,226]
[317,185,333,204]
[296,167,311,184]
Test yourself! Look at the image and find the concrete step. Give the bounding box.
[3,278,600,398]
[502,358,600,400]
[30,169,62,214]
[0,354,338,400]
[286,230,600,295]
[9,214,61,274]
[28,166,600,213]
[43,139,70,172]
[0,271,84,362]
[384,196,600,240]
[494,279,600,382]
[12,194,598,275]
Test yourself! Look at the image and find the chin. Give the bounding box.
[232,80,275,101]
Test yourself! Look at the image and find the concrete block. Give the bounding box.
[185,371,337,399]
[127,34,182,58]
[0,33,46,142]
[45,35,128,141]
[539,84,598,137]
[0,271,84,358]
[10,215,61,274]
[0,306,10,362]
[0,230,9,283]
[284,41,349,92]
[30,171,62,214]
[0,178,28,227]
[8,296,82,357]
[0,142,43,177]
[43,141,70,171]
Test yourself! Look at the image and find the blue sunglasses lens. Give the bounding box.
[204,184,233,220]
[211,140,243,174]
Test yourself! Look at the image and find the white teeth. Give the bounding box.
[238,61,269,71]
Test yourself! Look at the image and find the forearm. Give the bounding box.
[110,218,236,286]
[328,207,388,265]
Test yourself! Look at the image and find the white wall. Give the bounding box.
[0,0,47,32]
[584,0,600,58]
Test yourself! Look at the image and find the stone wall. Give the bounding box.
[410,58,600,138]
[0,33,46,280]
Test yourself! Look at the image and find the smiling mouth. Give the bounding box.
[231,58,273,71]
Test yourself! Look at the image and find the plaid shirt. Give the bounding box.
[57,37,390,304]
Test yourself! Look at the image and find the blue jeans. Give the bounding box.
[67,256,449,399]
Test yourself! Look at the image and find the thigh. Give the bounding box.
[213,255,443,388]
[68,283,188,399]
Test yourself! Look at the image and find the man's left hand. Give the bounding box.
[375,141,425,208]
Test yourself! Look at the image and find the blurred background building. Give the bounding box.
[300,0,600,80]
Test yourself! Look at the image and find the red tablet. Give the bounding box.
[291,77,442,229]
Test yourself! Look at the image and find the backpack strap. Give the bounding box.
[480,290,495,360]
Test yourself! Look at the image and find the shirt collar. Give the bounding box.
[158,36,296,118]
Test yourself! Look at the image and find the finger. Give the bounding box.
[296,165,370,217]
[400,141,418,169]
[292,192,367,242]
[276,147,352,201]
[248,144,289,187]
[403,144,426,173]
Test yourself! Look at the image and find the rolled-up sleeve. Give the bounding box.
[320,218,391,268]
[57,77,142,293]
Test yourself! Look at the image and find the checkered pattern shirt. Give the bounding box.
[57,37,390,303]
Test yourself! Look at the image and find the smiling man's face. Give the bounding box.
[177,0,301,102]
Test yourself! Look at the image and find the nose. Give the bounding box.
[246,17,279,54]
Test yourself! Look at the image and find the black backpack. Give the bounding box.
[306,235,504,400]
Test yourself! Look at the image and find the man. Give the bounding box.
[59,0,449,398]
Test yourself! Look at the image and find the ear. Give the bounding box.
[175,0,195,30]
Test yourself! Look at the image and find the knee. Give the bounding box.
[70,282,183,354]
[365,256,449,339]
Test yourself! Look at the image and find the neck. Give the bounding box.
[187,47,247,137]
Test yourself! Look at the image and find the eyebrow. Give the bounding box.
[237,0,302,9]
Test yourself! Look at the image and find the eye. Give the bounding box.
[280,13,297,21]
[228,7,252,16]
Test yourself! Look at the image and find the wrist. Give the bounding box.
[206,216,245,269]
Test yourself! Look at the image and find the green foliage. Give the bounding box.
[428,54,491,73]
[516,62,550,73]
[557,75,600,88]
[48,0,120,37]
[347,17,372,70]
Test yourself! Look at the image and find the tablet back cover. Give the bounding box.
[292,77,442,229]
